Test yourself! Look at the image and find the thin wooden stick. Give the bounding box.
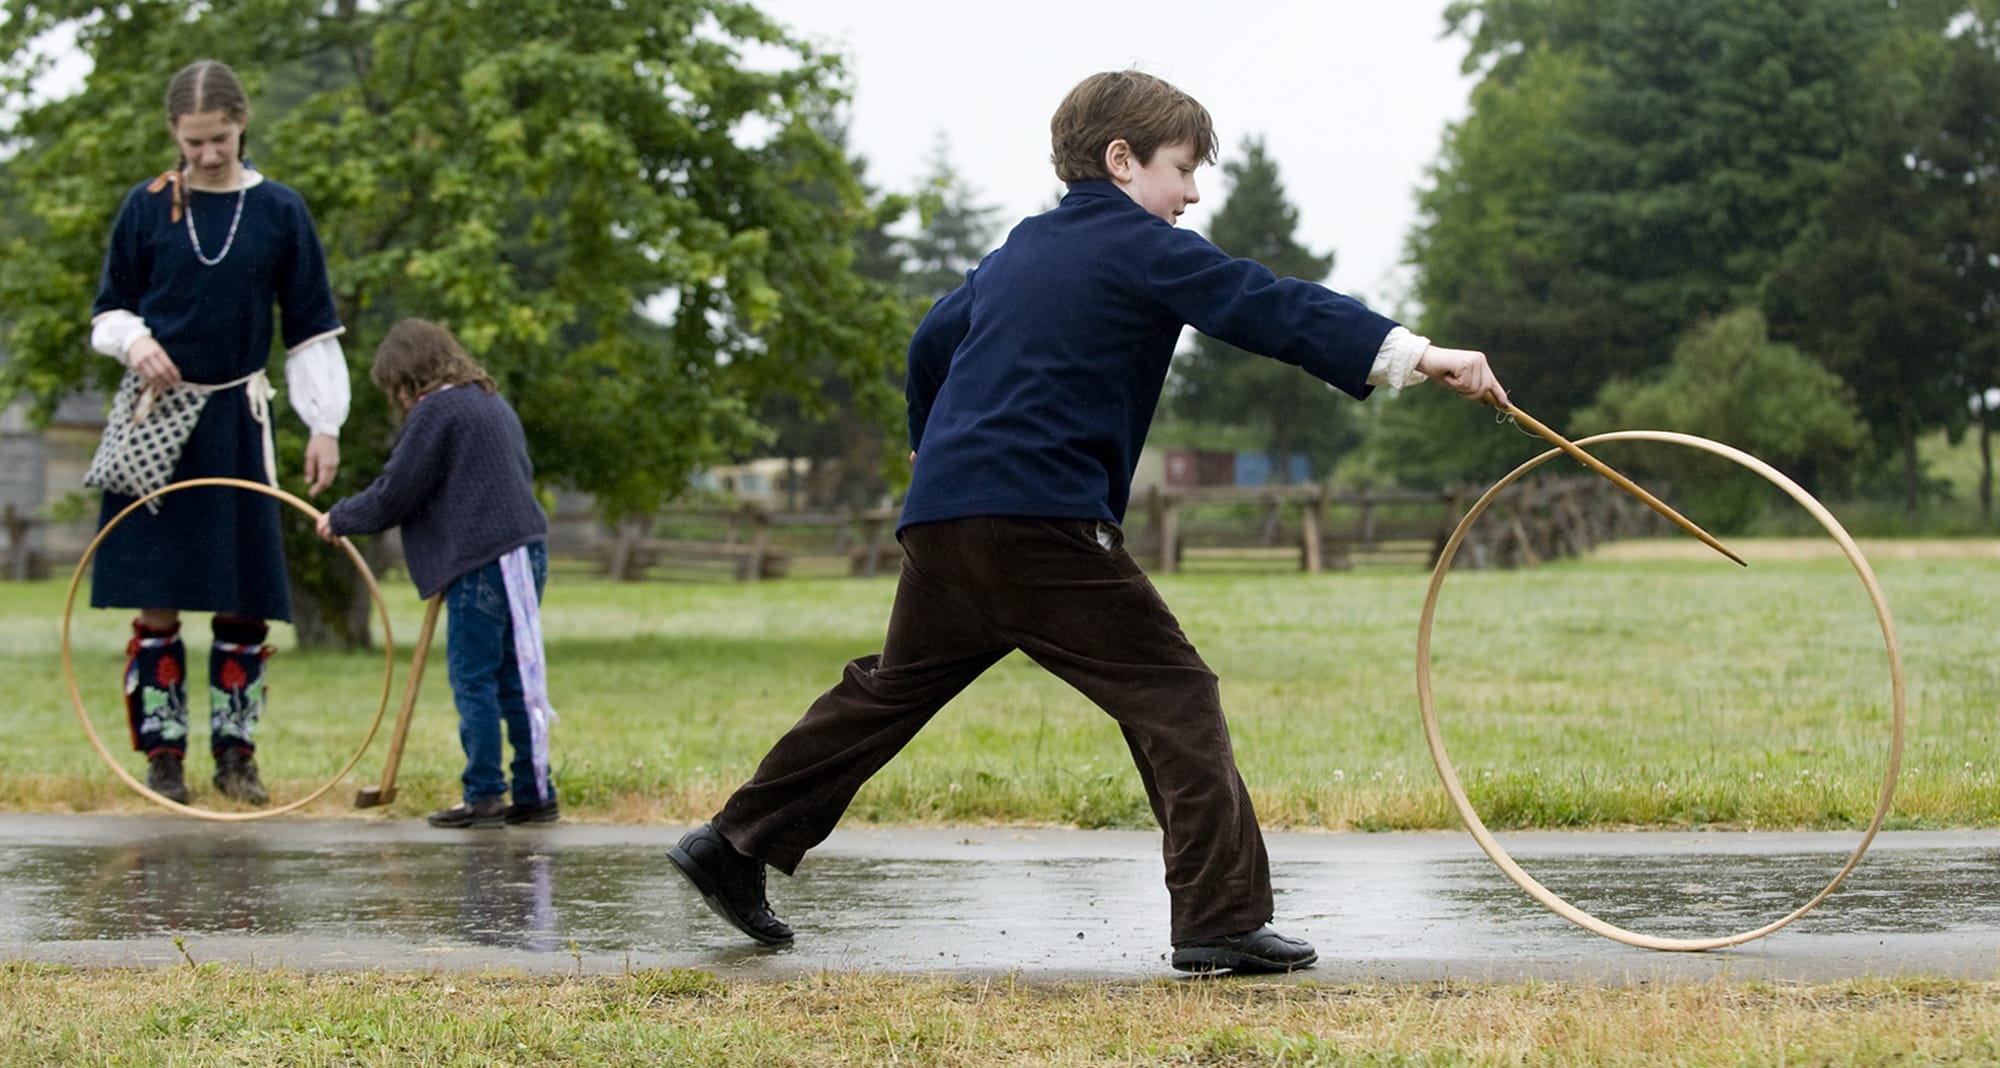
[355,593,443,808]
[1504,405,1746,567]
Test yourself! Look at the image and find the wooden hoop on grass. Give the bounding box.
[61,477,396,821]
[1417,430,1905,950]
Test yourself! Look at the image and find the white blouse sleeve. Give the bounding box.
[285,333,351,437]
[1365,325,1432,393]
[89,309,152,365]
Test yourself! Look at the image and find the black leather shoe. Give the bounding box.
[146,752,190,804]
[212,748,269,806]
[505,797,560,825]
[427,796,507,829]
[668,823,793,945]
[1171,925,1317,974]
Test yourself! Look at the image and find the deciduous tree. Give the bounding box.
[0,0,914,643]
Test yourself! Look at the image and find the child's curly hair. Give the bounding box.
[370,318,495,411]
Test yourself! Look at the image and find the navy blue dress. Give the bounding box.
[89,174,343,621]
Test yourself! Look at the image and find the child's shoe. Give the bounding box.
[427,797,507,829]
[505,797,561,825]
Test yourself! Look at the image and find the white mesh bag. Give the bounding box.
[83,371,210,513]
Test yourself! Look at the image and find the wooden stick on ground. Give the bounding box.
[1503,404,1746,567]
[354,593,444,808]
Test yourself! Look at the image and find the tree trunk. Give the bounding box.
[1980,395,1993,526]
[1901,414,1920,519]
[287,537,390,650]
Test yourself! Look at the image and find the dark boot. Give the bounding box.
[504,797,561,825]
[213,747,269,806]
[145,751,190,804]
[209,616,270,760]
[668,823,793,945]
[427,797,507,829]
[1171,925,1318,974]
[124,619,189,758]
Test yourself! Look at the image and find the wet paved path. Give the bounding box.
[2,815,1996,982]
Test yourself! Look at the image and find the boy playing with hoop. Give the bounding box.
[670,69,1507,972]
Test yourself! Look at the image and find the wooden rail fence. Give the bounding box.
[585,477,1670,583]
[601,504,901,582]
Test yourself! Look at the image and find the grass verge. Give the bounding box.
[5,963,1999,1067]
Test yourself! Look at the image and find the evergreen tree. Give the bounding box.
[1169,136,1358,481]
[1765,7,2000,516]
[901,135,1002,301]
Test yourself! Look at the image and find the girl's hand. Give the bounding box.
[314,512,338,543]
[128,337,181,392]
[303,434,339,496]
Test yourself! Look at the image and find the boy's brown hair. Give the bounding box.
[370,318,496,411]
[1049,70,1217,183]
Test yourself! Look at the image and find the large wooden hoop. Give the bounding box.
[1417,430,1906,950]
[61,477,396,820]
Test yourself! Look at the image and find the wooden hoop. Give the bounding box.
[60,477,396,821]
[1417,430,1906,950]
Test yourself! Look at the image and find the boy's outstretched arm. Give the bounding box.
[1416,346,1508,409]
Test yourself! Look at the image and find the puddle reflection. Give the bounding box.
[1431,846,2000,937]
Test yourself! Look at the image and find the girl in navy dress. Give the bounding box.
[87,59,350,806]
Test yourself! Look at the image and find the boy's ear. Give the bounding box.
[1103,138,1135,182]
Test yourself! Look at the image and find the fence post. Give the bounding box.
[4,504,34,582]
[860,509,893,578]
[1300,486,1324,573]
[1156,488,1180,574]
[743,505,771,582]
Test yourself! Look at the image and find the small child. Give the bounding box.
[669,69,1508,973]
[318,318,557,829]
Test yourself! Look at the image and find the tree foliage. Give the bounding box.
[1572,308,1865,529]
[1393,0,1899,486]
[1388,0,2000,521]
[1169,136,1359,479]
[1765,9,2000,514]
[756,129,999,508]
[0,0,915,643]
[901,134,1002,302]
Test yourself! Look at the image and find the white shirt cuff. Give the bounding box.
[89,310,152,365]
[285,334,351,437]
[1365,326,1431,393]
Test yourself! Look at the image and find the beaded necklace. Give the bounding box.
[184,171,247,267]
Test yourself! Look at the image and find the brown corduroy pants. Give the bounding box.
[712,516,1274,943]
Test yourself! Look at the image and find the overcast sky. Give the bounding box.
[20,2,1477,307]
[753,0,1478,309]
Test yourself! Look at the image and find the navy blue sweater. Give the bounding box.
[325,386,546,598]
[899,179,1398,530]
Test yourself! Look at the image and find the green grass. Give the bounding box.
[3,539,1993,830]
[4,963,1998,1067]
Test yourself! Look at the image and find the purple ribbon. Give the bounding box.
[499,545,557,800]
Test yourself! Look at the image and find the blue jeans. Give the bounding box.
[444,542,550,806]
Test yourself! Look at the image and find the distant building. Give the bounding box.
[1139,447,1312,493]
[699,457,811,511]
[1,390,107,569]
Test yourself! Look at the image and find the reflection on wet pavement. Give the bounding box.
[2,817,1995,981]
